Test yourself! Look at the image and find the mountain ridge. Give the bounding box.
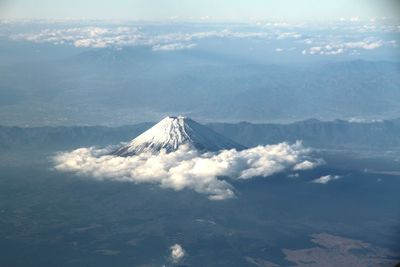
[1,118,400,152]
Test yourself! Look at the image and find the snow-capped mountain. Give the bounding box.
[113,116,246,156]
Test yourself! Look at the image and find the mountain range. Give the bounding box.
[1,118,400,153]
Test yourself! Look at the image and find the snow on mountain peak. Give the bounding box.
[112,116,245,156]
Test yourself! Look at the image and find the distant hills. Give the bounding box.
[1,118,399,152]
[208,118,400,150]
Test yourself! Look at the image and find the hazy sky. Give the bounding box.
[1,0,399,21]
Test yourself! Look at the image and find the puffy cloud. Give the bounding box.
[170,244,185,263]
[293,159,324,170]
[11,26,145,49]
[312,175,343,184]
[53,141,321,200]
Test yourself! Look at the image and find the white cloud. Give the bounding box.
[73,39,108,48]
[312,175,343,184]
[276,32,301,39]
[9,25,303,50]
[152,42,196,51]
[11,26,145,49]
[10,22,396,56]
[309,46,322,54]
[293,159,324,170]
[302,39,389,56]
[170,244,185,263]
[259,21,297,28]
[345,40,383,50]
[53,141,321,200]
[275,48,284,52]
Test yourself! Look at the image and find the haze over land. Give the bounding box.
[0,18,399,126]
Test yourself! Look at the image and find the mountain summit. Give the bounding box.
[113,116,245,156]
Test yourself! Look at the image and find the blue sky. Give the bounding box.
[1,0,399,21]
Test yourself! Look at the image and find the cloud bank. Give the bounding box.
[11,26,298,50]
[7,20,398,55]
[53,141,322,200]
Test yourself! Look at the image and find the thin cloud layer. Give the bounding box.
[53,141,322,200]
[152,42,196,51]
